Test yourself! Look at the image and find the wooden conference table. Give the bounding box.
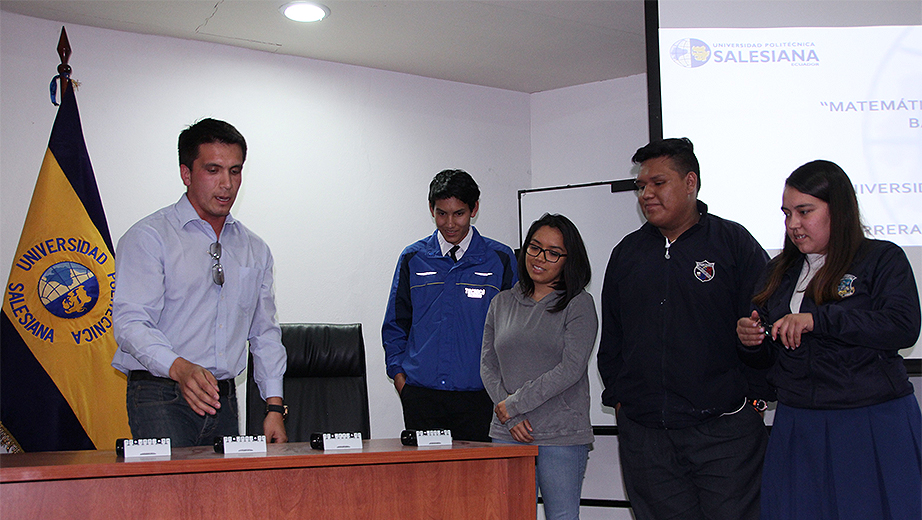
[0,438,538,519]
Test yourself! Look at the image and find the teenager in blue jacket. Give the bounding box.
[382,169,517,441]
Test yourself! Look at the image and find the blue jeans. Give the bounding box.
[497,440,590,520]
[127,377,239,448]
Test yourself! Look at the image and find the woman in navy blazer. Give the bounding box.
[737,160,921,520]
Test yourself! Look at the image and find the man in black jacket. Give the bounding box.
[598,138,771,520]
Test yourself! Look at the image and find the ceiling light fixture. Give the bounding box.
[281,2,330,23]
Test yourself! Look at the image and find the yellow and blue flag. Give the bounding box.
[1,83,129,451]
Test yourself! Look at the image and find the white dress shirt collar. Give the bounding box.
[437,228,473,260]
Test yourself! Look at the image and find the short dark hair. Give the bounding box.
[428,169,480,211]
[631,137,701,192]
[178,118,247,169]
[518,213,591,313]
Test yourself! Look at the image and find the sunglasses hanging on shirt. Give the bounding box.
[210,242,224,286]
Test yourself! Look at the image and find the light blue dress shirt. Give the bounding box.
[112,194,285,400]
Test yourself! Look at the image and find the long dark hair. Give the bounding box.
[753,160,866,307]
[518,214,591,313]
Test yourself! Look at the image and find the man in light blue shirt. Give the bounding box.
[112,119,287,446]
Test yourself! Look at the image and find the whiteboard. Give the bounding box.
[518,180,644,426]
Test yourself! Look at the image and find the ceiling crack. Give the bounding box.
[195,0,224,34]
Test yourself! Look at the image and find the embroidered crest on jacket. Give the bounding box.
[837,274,857,297]
[694,260,715,282]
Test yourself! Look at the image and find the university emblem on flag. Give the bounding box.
[694,260,715,282]
[837,274,857,298]
[41,261,100,319]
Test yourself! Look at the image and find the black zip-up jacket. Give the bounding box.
[738,239,920,409]
[598,201,772,429]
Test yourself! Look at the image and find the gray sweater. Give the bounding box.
[481,283,598,445]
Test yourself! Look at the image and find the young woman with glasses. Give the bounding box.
[481,213,597,519]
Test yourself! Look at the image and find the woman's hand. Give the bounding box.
[771,313,814,349]
[509,419,534,443]
[737,310,766,347]
[495,400,511,424]
[498,400,533,442]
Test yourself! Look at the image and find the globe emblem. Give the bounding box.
[670,38,711,68]
[38,261,100,319]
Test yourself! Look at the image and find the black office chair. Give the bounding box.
[246,323,371,442]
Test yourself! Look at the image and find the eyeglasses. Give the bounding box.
[525,243,567,263]
[210,242,224,286]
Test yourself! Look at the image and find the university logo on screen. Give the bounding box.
[669,38,820,68]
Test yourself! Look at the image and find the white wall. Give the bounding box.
[0,12,536,440]
[530,74,649,188]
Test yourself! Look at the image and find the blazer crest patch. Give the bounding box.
[694,260,715,282]
[837,274,857,297]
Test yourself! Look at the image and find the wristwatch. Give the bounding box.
[751,399,768,412]
[265,403,289,421]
